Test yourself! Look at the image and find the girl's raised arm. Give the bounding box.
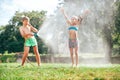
[61,8,71,25]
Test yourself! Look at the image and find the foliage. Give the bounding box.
[0,52,16,63]
[112,1,120,55]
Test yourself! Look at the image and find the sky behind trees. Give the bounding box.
[0,0,60,25]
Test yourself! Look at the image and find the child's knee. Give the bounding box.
[70,53,74,56]
[75,52,78,56]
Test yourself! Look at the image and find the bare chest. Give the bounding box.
[22,26,31,34]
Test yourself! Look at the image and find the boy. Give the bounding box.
[19,16,41,66]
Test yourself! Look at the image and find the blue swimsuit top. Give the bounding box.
[68,26,78,31]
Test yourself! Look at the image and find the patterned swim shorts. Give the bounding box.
[69,39,78,48]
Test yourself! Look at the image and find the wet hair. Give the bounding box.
[22,16,30,21]
[78,16,83,22]
[72,16,78,20]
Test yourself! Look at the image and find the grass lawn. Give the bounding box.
[0,63,120,80]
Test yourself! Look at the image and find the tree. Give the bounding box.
[112,1,120,55]
[0,10,48,54]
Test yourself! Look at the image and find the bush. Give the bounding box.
[0,52,16,63]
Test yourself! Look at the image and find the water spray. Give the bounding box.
[37,0,114,65]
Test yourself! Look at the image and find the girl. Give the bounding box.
[61,8,89,67]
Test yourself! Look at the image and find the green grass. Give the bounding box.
[0,63,120,80]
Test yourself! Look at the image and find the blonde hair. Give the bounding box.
[72,15,79,20]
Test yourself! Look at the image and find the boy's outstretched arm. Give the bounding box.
[29,24,38,33]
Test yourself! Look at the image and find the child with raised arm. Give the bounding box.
[61,8,89,67]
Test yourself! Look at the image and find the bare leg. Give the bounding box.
[69,48,74,67]
[33,46,41,66]
[75,47,78,67]
[21,46,30,66]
